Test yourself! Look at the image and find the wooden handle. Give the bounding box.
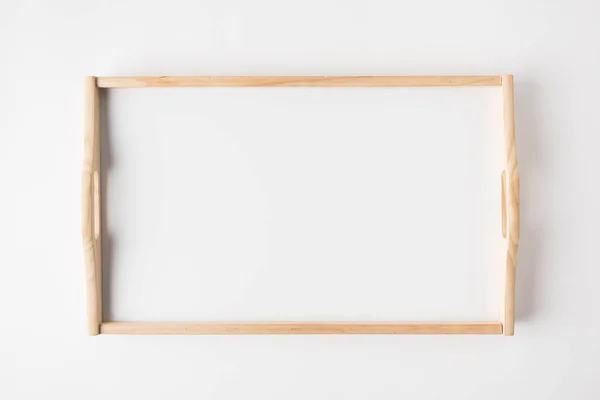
[82,76,102,335]
[502,75,520,336]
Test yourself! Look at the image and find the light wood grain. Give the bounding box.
[100,322,503,335]
[502,75,520,336]
[501,171,507,238]
[96,76,502,88]
[82,76,102,336]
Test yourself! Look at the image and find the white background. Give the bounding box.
[1,0,599,399]
[105,87,504,323]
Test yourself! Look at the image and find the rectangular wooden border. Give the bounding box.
[82,75,518,336]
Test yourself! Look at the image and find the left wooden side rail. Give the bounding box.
[82,76,102,335]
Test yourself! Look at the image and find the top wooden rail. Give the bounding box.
[96,76,503,88]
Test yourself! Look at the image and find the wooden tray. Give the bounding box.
[82,76,519,335]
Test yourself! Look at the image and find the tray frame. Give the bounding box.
[82,75,519,336]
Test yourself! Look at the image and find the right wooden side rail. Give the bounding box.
[502,75,520,336]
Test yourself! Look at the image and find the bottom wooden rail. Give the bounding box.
[100,322,503,335]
